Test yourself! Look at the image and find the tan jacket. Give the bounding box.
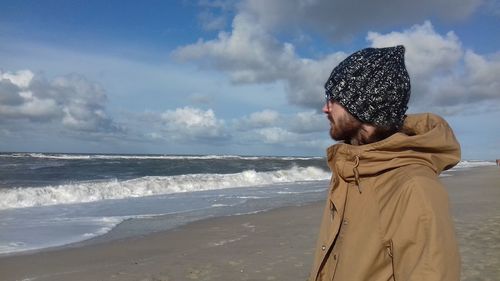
[309,113,461,281]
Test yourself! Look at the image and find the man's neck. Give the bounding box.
[349,124,377,146]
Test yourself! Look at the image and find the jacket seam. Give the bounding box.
[400,176,434,278]
[372,176,388,247]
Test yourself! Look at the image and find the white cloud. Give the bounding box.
[177,13,500,114]
[463,50,500,101]
[366,22,500,112]
[173,12,346,108]
[251,126,330,149]
[239,0,482,39]
[1,69,34,88]
[289,110,328,134]
[430,50,500,110]
[230,109,329,150]
[248,109,279,125]
[368,21,462,78]
[255,127,296,144]
[285,53,346,108]
[0,69,121,132]
[137,107,329,154]
[234,109,326,133]
[173,13,298,84]
[160,106,228,141]
[236,109,280,129]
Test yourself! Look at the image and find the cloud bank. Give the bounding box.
[160,106,228,142]
[2,0,498,156]
[175,5,500,114]
[0,70,122,134]
[239,0,482,39]
[173,12,346,108]
[368,21,500,113]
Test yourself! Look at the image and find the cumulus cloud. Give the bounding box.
[366,21,500,113]
[428,50,500,113]
[285,53,346,108]
[234,109,326,133]
[368,21,463,78]
[176,10,500,114]
[173,12,345,107]
[255,127,296,144]
[233,109,326,148]
[0,70,59,120]
[0,70,121,132]
[174,13,298,84]
[463,51,500,101]
[141,107,328,151]
[231,109,328,149]
[160,106,228,141]
[247,109,279,125]
[288,110,328,134]
[244,125,330,150]
[235,109,280,129]
[240,0,482,40]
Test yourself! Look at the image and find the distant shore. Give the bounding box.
[0,166,498,281]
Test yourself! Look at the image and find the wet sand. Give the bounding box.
[0,166,499,281]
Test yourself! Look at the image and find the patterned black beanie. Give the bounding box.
[325,45,411,129]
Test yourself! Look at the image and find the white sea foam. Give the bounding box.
[0,166,330,210]
[451,160,496,170]
[0,153,322,161]
[211,204,230,207]
[0,216,125,255]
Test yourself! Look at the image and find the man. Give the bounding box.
[309,45,461,281]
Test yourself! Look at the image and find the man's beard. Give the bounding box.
[329,114,362,143]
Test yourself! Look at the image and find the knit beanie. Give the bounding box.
[324,45,411,129]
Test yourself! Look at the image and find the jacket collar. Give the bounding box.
[326,113,461,182]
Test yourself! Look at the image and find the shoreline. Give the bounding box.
[0,166,498,281]
[0,178,329,257]
[0,200,324,259]
[0,202,325,281]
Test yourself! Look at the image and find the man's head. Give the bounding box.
[323,45,411,144]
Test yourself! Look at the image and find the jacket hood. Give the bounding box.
[326,113,461,182]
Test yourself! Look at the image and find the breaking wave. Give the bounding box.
[451,160,496,170]
[0,166,329,210]
[0,153,322,161]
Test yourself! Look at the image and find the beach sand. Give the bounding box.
[1,166,499,281]
[446,166,500,281]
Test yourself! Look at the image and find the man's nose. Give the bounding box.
[322,103,329,113]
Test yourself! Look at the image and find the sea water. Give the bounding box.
[0,153,495,255]
[0,153,331,255]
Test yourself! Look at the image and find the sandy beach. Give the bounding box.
[1,166,499,281]
[445,166,500,281]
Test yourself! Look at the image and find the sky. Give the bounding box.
[0,0,499,159]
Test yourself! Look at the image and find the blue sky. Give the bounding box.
[0,0,499,159]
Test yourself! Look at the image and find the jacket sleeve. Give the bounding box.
[390,176,461,281]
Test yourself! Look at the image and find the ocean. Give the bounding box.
[0,152,495,256]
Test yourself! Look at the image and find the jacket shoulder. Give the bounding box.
[372,166,460,280]
[373,165,451,236]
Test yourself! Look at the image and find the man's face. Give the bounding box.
[322,100,362,141]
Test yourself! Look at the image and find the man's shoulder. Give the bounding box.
[373,164,437,189]
[372,164,445,208]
